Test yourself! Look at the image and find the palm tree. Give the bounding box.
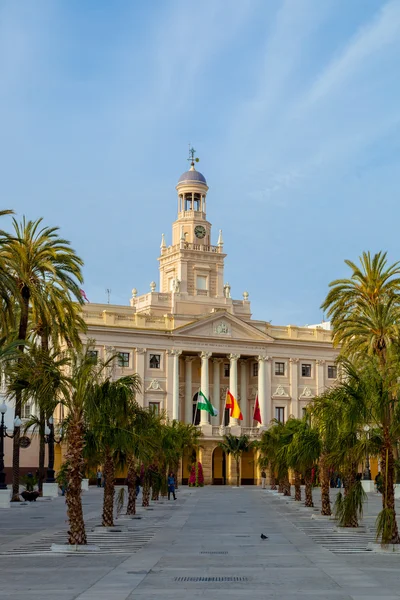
[85,374,140,527]
[322,251,400,360]
[218,434,252,487]
[310,361,371,527]
[0,210,16,334]
[6,346,70,492]
[1,217,84,500]
[257,428,279,490]
[285,419,321,507]
[61,348,103,545]
[276,418,305,502]
[322,251,400,542]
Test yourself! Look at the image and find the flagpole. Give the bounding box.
[192,387,200,425]
[220,388,228,427]
[252,393,257,424]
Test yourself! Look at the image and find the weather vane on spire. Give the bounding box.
[187,144,200,167]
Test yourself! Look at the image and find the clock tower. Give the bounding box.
[158,150,226,298]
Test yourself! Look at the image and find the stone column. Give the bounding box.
[212,359,223,425]
[135,348,147,407]
[199,444,214,485]
[199,351,212,425]
[258,355,271,427]
[185,357,195,424]
[228,354,240,426]
[289,358,299,418]
[316,360,325,396]
[172,350,182,421]
[239,360,248,426]
[166,350,174,418]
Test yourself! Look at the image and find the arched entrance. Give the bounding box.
[182,448,197,485]
[241,449,255,485]
[212,447,226,485]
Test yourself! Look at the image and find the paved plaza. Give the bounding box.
[1,486,400,599]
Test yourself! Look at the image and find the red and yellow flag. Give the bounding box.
[226,390,243,420]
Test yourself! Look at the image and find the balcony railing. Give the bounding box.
[161,243,221,255]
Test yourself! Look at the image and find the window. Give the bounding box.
[302,407,307,418]
[328,365,337,379]
[301,363,311,377]
[252,362,258,377]
[149,354,161,369]
[148,402,160,415]
[224,363,230,377]
[88,350,98,363]
[193,193,201,211]
[196,275,207,290]
[21,402,32,419]
[118,352,129,367]
[275,407,285,423]
[275,362,285,376]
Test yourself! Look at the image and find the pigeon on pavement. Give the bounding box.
[260,533,268,540]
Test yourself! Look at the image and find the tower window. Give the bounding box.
[184,193,192,211]
[193,193,201,211]
[196,275,207,290]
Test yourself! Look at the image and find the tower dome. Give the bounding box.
[177,165,207,185]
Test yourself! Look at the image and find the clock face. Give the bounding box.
[194,225,206,239]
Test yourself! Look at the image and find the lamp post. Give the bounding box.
[44,416,62,483]
[363,424,371,480]
[0,402,22,489]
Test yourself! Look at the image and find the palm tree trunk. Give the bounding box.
[102,451,115,527]
[304,469,314,507]
[12,291,30,501]
[283,472,291,496]
[142,469,150,507]
[294,471,301,501]
[278,479,284,493]
[38,412,46,494]
[126,458,137,515]
[236,457,240,487]
[380,432,400,543]
[270,470,277,490]
[65,414,87,545]
[320,454,331,516]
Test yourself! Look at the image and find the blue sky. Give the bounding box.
[0,0,399,325]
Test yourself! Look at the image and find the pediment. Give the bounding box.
[173,312,274,342]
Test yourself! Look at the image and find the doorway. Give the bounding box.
[212,447,226,485]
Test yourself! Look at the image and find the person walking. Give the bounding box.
[168,472,176,500]
[261,470,267,489]
[96,470,102,488]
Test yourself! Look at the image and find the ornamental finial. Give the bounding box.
[187,144,200,168]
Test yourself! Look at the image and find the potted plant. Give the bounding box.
[20,473,40,501]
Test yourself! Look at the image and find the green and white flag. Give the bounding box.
[197,391,218,417]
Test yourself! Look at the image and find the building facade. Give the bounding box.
[79,158,339,485]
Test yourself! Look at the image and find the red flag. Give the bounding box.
[80,289,90,303]
[253,394,262,424]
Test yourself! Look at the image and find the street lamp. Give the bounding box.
[0,402,22,490]
[44,416,63,483]
[363,424,371,481]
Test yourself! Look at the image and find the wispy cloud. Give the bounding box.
[302,0,400,109]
